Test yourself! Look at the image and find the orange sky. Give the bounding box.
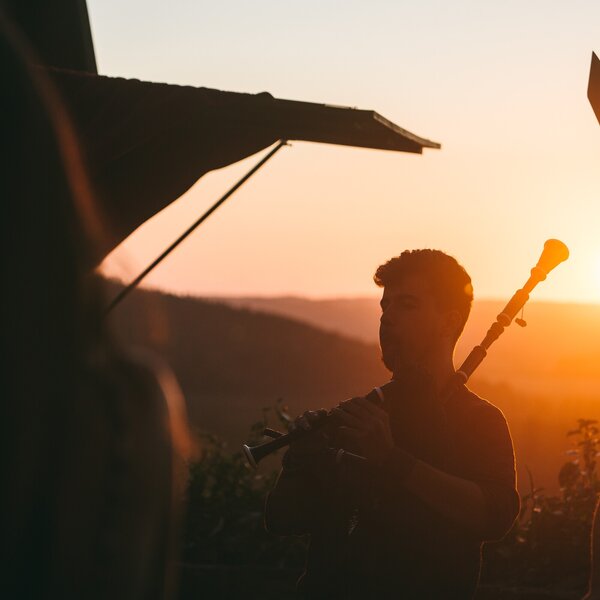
[89,1,600,303]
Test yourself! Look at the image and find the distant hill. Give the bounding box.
[217,296,600,397]
[107,283,599,493]
[217,296,380,344]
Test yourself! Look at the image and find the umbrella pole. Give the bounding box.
[104,139,288,316]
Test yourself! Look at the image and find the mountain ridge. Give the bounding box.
[211,295,600,394]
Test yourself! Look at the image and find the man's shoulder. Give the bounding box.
[453,385,510,428]
[450,387,516,470]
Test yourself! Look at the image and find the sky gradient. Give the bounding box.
[89,0,600,302]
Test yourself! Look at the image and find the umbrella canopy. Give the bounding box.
[589,52,600,126]
[47,68,440,257]
[7,0,440,258]
[3,0,97,73]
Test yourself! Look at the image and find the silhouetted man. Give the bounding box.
[265,249,519,599]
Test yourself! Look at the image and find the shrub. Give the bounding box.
[482,419,599,592]
[182,402,307,568]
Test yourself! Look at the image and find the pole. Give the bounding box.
[104,140,288,315]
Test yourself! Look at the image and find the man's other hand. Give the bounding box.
[332,397,395,464]
[287,409,329,459]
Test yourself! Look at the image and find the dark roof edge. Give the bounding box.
[372,112,441,149]
[588,52,600,126]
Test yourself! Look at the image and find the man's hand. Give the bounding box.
[332,396,395,464]
[286,409,329,464]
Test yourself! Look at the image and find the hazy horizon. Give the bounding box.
[105,276,600,307]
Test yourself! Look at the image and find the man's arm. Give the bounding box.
[397,403,519,540]
[403,457,486,534]
[336,397,519,540]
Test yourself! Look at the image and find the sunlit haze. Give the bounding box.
[89,0,600,302]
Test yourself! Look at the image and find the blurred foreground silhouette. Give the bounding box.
[0,13,192,599]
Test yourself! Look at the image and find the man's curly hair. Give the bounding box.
[374,249,473,339]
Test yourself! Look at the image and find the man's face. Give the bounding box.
[379,273,450,374]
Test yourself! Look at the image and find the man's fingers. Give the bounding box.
[338,397,375,420]
[332,407,365,430]
[338,396,363,409]
[291,409,328,433]
[338,426,367,439]
[351,396,389,421]
[339,396,388,420]
[291,413,310,431]
[340,401,372,421]
[338,398,390,433]
[306,409,328,424]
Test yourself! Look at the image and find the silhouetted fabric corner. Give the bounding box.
[589,52,600,125]
[42,67,440,258]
